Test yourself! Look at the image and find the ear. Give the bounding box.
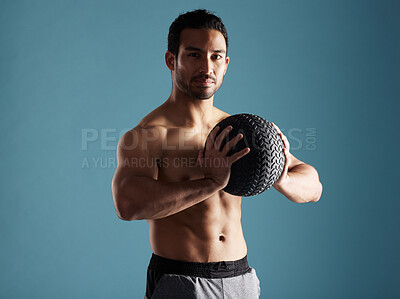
[165,51,176,71]
[223,56,230,76]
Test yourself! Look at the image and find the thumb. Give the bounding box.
[197,149,203,166]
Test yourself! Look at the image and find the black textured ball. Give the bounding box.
[205,113,286,197]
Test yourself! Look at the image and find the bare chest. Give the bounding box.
[157,127,208,182]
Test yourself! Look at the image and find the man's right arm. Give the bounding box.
[111,126,249,221]
[113,174,220,220]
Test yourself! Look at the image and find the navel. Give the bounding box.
[219,234,225,242]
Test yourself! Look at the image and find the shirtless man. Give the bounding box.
[111,9,323,298]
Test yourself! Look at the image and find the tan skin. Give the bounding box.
[111,28,323,263]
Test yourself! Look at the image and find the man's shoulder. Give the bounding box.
[213,107,231,122]
[137,105,169,129]
[122,104,170,140]
[118,106,168,158]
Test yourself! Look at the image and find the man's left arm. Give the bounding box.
[271,123,323,203]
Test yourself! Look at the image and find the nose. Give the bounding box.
[199,56,213,76]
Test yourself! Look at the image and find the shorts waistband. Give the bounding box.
[148,253,251,279]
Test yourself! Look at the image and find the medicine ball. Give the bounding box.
[204,113,286,197]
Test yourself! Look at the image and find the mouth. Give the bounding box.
[193,79,215,87]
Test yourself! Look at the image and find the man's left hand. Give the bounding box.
[271,122,291,188]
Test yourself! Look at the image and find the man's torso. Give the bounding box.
[137,104,247,262]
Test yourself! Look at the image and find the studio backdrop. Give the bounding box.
[1,0,399,298]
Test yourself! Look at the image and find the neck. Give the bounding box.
[165,88,215,128]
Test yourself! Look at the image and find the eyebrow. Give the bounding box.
[184,46,226,54]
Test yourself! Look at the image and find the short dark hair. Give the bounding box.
[168,9,229,57]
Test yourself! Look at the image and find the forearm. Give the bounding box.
[274,164,323,203]
[114,176,219,220]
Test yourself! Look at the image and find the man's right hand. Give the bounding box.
[197,125,250,189]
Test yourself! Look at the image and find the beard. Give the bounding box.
[175,68,222,100]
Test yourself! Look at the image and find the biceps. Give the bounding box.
[117,157,159,178]
[113,159,158,191]
[112,164,157,203]
[288,152,305,171]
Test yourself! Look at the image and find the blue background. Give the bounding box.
[1,0,399,298]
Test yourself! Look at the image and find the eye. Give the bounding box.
[188,53,199,57]
[212,54,223,60]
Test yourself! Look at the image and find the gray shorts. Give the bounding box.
[145,253,261,299]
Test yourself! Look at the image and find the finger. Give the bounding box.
[228,147,250,164]
[281,134,290,151]
[283,148,291,173]
[221,132,243,155]
[279,132,287,146]
[205,126,220,151]
[197,149,203,166]
[279,133,290,150]
[271,122,282,134]
[198,148,203,159]
[214,125,233,150]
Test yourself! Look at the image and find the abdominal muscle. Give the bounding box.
[146,190,248,263]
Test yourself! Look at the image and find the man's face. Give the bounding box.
[172,28,229,100]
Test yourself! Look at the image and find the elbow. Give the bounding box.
[306,168,323,203]
[111,176,154,220]
[113,193,134,221]
[294,181,323,204]
[112,184,144,221]
[113,196,145,221]
[310,181,323,203]
[115,202,135,221]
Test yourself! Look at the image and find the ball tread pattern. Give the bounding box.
[205,114,285,197]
